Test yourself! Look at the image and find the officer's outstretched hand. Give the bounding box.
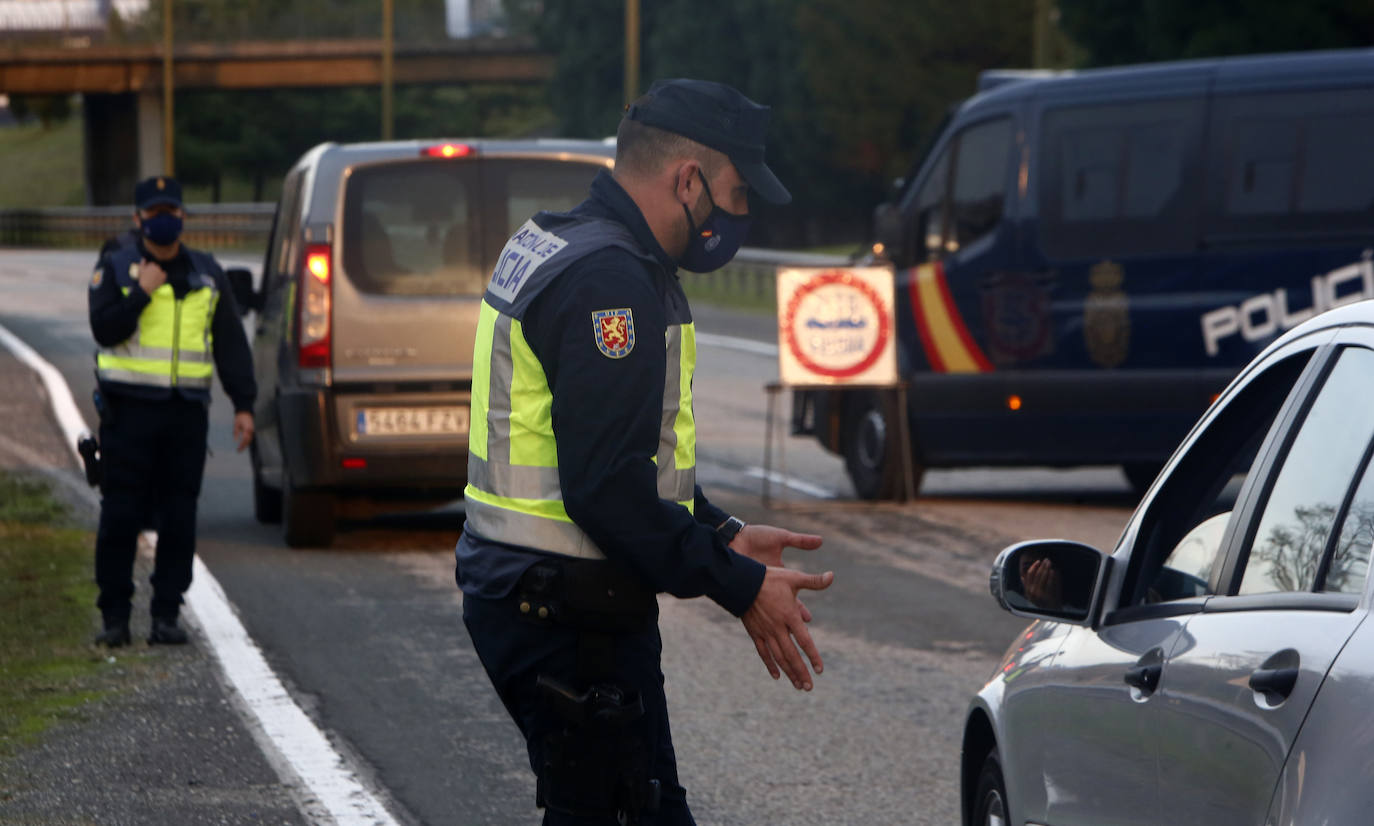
[741,565,834,692]
[233,411,255,452]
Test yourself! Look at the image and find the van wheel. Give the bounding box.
[971,750,1008,826]
[251,444,282,525]
[1122,462,1163,497]
[282,470,336,549]
[843,392,923,501]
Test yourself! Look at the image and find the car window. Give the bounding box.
[1324,452,1374,595]
[1123,350,1313,607]
[906,145,950,262]
[492,159,602,239]
[1239,347,1374,595]
[949,117,1012,253]
[341,159,483,296]
[270,169,305,282]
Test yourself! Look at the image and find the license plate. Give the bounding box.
[356,406,469,437]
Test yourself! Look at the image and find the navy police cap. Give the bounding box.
[626,78,791,205]
[134,176,183,210]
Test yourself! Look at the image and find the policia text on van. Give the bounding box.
[796,48,1374,500]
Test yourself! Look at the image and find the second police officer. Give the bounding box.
[457,79,834,824]
[88,176,257,647]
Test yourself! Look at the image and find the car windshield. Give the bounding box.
[340,157,603,297]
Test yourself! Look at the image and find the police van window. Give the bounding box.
[1208,86,1374,240]
[1239,347,1374,595]
[1040,98,1203,259]
[950,117,1012,252]
[907,146,950,262]
[342,160,482,296]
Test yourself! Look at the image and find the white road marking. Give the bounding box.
[696,332,778,357]
[0,321,400,826]
[742,466,838,499]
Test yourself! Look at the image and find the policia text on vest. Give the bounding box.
[455,80,835,825]
[87,175,257,648]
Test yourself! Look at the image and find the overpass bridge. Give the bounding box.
[0,37,552,204]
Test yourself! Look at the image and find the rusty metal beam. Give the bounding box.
[0,38,552,94]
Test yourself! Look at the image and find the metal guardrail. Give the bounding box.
[0,203,275,251]
[0,204,852,303]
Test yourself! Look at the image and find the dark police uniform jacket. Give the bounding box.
[455,171,765,617]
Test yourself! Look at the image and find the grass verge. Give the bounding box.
[0,118,86,208]
[0,472,139,756]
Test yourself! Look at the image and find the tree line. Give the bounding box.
[7,0,1372,246]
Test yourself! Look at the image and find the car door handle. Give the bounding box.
[1249,667,1299,700]
[1124,664,1162,693]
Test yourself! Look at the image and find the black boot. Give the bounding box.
[148,616,189,645]
[95,618,131,648]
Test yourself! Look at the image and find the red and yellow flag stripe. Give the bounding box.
[908,262,993,373]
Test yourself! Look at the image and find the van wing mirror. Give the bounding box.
[225,267,262,315]
[872,202,904,263]
[990,539,1111,625]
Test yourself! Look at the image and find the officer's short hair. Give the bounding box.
[614,115,724,180]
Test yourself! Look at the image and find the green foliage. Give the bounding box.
[1057,0,1374,66]
[0,472,127,756]
[513,0,1035,246]
[0,116,86,208]
[6,95,74,130]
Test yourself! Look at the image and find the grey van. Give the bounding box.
[248,138,614,547]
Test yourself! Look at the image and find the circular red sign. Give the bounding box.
[782,270,891,379]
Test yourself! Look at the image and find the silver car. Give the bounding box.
[247,138,614,547]
[964,293,1374,825]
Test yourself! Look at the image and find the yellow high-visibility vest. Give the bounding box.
[463,216,697,560]
[96,246,220,390]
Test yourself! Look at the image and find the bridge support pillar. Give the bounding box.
[81,90,167,206]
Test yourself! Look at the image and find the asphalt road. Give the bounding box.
[0,249,1136,825]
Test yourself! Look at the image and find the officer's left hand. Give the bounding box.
[731,524,823,621]
[233,411,255,452]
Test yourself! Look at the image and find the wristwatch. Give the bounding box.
[716,516,746,543]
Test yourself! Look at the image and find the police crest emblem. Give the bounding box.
[90,268,103,288]
[592,308,635,358]
[1084,260,1129,368]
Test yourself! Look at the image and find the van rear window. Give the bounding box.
[340,157,604,296]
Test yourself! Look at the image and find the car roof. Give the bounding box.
[1266,297,1374,353]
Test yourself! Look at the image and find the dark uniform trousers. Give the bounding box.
[463,593,697,826]
[95,393,208,622]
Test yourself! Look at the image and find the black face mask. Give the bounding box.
[678,170,751,273]
[140,212,183,245]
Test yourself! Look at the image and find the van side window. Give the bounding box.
[1209,86,1374,240]
[950,117,1012,252]
[1040,98,1204,258]
[270,170,305,283]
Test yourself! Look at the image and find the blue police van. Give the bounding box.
[795,49,1374,499]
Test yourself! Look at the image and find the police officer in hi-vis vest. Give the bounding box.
[457,79,835,825]
[88,176,256,647]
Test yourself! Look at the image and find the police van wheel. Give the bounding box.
[251,445,282,525]
[843,392,922,501]
[282,471,336,549]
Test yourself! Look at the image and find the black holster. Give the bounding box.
[520,558,662,823]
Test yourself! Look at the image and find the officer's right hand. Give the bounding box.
[741,566,834,692]
[137,259,167,294]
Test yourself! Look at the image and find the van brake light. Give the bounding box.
[298,242,332,370]
[422,143,473,158]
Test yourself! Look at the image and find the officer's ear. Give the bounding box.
[672,161,702,206]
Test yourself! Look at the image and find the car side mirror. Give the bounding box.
[990,539,1111,625]
[872,202,904,263]
[225,267,262,315]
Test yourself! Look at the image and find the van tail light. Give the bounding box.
[298,243,332,369]
[422,143,473,158]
